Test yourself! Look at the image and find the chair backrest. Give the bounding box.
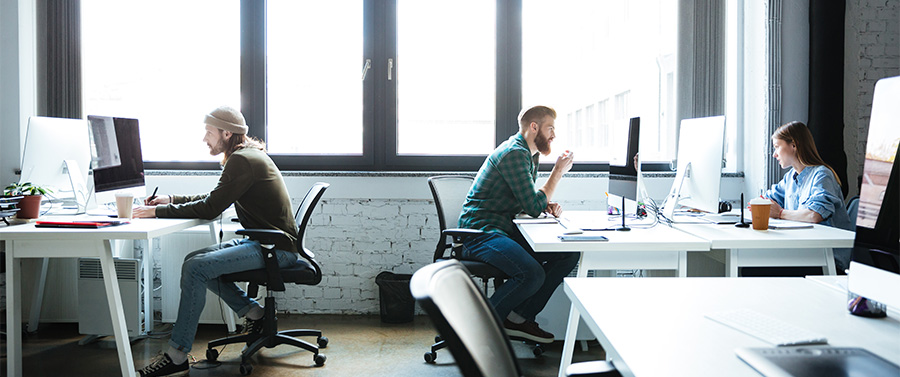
[847,195,860,228]
[428,175,475,232]
[411,260,521,377]
[293,182,330,281]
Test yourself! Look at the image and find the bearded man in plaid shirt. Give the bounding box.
[458,105,579,343]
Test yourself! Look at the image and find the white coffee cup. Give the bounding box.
[749,197,771,230]
[115,192,134,219]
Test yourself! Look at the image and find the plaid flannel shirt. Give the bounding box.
[458,133,548,237]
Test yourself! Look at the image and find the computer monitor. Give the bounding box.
[88,116,147,206]
[19,116,93,211]
[609,117,640,203]
[848,76,900,313]
[663,115,726,219]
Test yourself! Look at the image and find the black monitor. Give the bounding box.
[88,116,146,205]
[609,117,640,202]
[848,76,900,314]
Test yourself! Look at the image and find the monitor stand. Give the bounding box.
[615,195,630,231]
[63,159,89,214]
[662,162,691,220]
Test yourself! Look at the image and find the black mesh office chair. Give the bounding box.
[425,175,547,363]
[412,260,620,377]
[425,176,512,362]
[206,182,330,376]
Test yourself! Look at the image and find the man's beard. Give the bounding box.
[535,131,551,155]
[208,138,227,156]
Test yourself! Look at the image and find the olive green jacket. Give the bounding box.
[155,147,298,252]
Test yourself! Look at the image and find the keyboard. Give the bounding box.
[699,213,741,224]
[705,309,828,346]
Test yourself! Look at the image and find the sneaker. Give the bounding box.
[137,352,189,377]
[503,319,555,344]
[242,316,265,338]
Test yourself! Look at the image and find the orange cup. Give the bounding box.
[749,198,771,230]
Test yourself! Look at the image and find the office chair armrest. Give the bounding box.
[236,229,291,245]
[441,228,484,240]
[235,230,289,291]
[433,229,485,262]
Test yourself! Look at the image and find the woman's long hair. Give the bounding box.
[773,121,842,187]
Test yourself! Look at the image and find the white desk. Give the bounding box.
[672,222,855,276]
[516,211,710,277]
[2,218,215,377]
[514,211,710,376]
[563,277,900,377]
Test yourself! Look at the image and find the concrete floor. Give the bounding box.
[2,314,605,376]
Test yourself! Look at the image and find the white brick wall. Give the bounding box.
[845,0,899,196]
[276,198,439,315]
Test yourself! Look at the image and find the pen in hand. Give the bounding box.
[147,186,159,204]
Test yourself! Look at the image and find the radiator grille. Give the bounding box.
[78,258,139,281]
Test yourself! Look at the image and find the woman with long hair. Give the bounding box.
[761,121,853,270]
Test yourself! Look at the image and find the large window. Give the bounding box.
[266,1,364,155]
[79,0,682,171]
[396,0,496,156]
[523,0,677,164]
[81,0,240,163]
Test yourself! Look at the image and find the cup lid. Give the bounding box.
[749,197,771,205]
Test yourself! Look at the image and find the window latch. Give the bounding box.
[388,58,393,81]
[361,59,372,81]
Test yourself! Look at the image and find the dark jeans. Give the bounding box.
[461,230,579,322]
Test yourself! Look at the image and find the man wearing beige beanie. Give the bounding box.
[133,106,300,377]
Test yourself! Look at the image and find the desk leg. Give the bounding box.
[824,248,836,275]
[558,253,588,377]
[7,241,23,377]
[208,222,238,333]
[725,249,738,277]
[143,239,154,334]
[559,302,582,377]
[26,257,49,333]
[98,240,137,377]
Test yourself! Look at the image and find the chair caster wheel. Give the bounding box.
[434,335,442,343]
[318,336,329,348]
[206,348,219,362]
[424,351,437,363]
[533,344,544,357]
[240,362,253,375]
[314,353,327,366]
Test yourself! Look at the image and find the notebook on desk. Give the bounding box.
[34,220,130,229]
[767,219,814,229]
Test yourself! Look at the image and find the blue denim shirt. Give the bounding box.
[765,165,853,231]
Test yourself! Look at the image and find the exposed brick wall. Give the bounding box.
[276,198,438,315]
[845,0,899,196]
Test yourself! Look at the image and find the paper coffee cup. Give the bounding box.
[115,193,134,219]
[749,197,771,230]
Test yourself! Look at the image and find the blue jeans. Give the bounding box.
[169,239,300,352]
[461,231,579,322]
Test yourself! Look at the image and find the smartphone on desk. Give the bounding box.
[558,234,608,242]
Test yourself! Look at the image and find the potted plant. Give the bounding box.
[3,182,52,219]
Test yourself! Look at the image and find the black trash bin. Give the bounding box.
[375,271,415,323]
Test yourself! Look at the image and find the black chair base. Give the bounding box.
[206,296,328,375]
[425,336,545,363]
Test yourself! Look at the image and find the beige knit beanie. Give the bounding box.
[204,106,249,134]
